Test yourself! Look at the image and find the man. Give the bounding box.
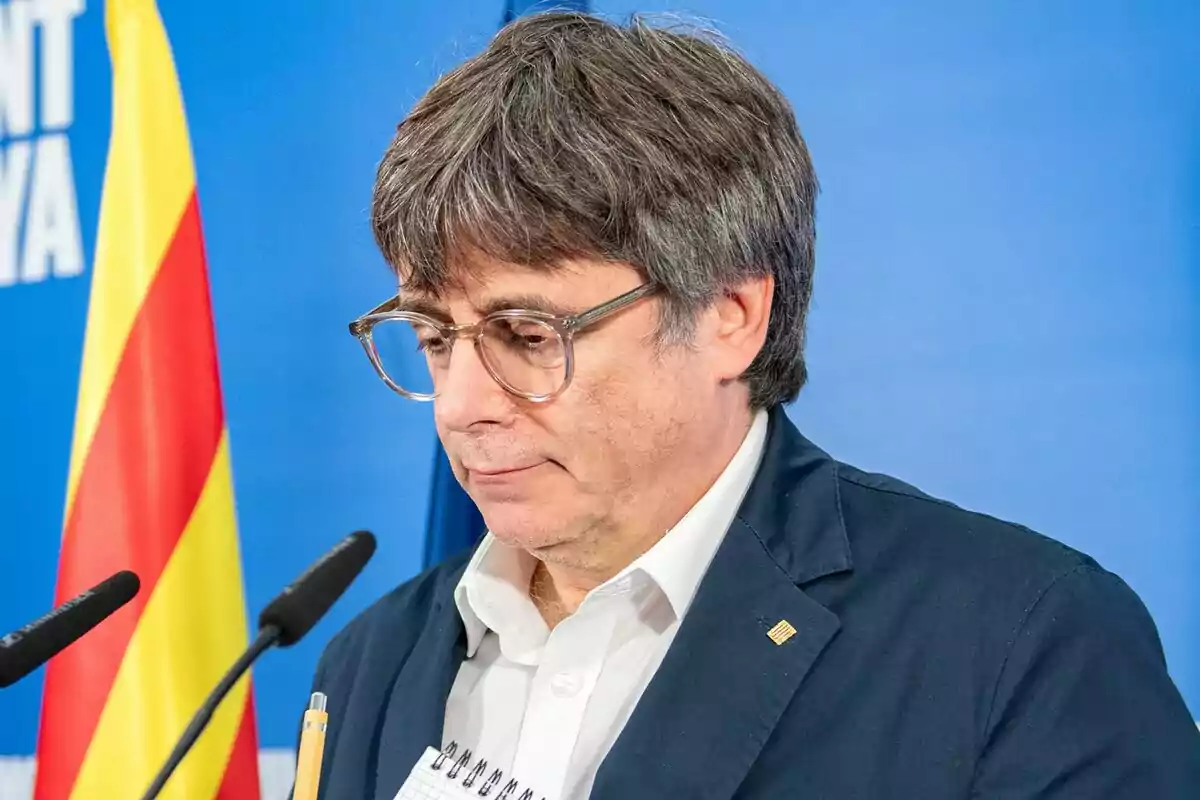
[313,11,1199,799]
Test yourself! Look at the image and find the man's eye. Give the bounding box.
[497,322,553,350]
[417,334,450,355]
[517,332,549,350]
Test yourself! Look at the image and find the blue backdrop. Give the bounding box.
[0,0,1196,760]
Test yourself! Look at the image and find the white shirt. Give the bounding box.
[442,410,768,800]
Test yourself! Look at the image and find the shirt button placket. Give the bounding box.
[511,605,619,800]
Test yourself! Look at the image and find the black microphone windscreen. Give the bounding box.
[0,570,140,688]
[257,530,376,647]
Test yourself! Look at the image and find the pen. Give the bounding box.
[293,691,328,800]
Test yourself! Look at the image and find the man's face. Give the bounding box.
[422,257,714,568]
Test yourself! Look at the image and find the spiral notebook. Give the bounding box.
[394,741,548,800]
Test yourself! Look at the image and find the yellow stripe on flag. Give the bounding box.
[66,0,196,514]
[70,433,250,799]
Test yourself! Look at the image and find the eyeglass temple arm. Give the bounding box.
[351,283,656,335]
[566,282,658,332]
[366,296,401,315]
[348,296,401,335]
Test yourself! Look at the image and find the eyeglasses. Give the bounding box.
[348,282,658,402]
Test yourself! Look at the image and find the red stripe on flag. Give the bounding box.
[217,691,263,799]
[36,193,225,799]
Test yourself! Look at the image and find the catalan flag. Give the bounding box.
[34,1,261,797]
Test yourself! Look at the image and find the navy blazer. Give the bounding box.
[304,408,1199,798]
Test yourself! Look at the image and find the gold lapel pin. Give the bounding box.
[767,619,797,645]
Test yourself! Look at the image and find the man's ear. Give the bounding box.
[709,274,774,380]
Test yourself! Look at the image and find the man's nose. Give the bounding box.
[433,339,513,431]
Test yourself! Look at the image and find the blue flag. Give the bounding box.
[423,0,591,568]
[503,0,590,24]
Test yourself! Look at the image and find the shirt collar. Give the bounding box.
[625,409,768,617]
[454,536,546,661]
[453,409,769,657]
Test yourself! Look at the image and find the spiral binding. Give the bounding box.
[430,741,546,800]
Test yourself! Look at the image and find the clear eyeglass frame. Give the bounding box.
[348,281,658,403]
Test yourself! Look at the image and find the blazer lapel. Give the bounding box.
[373,591,468,800]
[591,408,853,800]
[589,518,841,800]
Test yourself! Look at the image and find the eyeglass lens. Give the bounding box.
[369,315,568,398]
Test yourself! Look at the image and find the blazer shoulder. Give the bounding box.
[314,551,471,683]
[825,462,1192,734]
[834,461,1098,598]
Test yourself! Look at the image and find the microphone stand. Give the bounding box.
[136,529,375,799]
[139,625,281,800]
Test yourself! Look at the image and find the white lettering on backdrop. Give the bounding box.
[0,0,85,289]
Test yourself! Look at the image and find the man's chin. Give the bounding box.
[479,506,571,553]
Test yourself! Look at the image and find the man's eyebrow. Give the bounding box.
[393,296,451,319]
[477,294,577,317]
[394,293,579,320]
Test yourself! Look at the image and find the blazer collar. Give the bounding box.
[373,565,470,800]
[737,404,853,585]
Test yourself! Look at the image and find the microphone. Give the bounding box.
[1,570,140,689]
[140,530,376,800]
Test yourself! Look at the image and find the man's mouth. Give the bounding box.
[470,464,541,476]
[464,461,550,481]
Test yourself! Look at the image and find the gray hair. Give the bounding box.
[371,11,819,408]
